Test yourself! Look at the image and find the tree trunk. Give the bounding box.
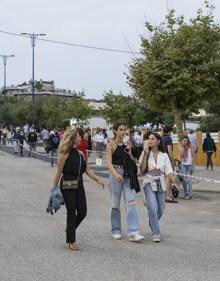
[170,101,183,140]
[182,118,186,130]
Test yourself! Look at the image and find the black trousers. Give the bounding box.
[206,152,213,168]
[61,185,87,243]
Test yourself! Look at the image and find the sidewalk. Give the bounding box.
[0,150,220,281]
[189,166,220,193]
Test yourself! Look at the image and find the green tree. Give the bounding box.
[128,2,220,136]
[198,99,220,131]
[66,92,93,126]
[0,96,20,125]
[102,90,174,128]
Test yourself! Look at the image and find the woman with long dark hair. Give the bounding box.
[139,132,178,242]
[52,127,105,251]
[179,135,195,199]
[106,121,144,242]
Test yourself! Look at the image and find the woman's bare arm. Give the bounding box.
[85,167,105,189]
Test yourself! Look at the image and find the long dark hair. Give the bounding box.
[147,132,166,153]
[113,121,125,137]
[181,135,191,145]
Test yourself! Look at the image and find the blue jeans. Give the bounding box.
[109,167,140,236]
[29,142,36,156]
[144,183,165,238]
[50,148,57,167]
[182,165,193,197]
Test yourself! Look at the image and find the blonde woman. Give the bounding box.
[53,127,105,251]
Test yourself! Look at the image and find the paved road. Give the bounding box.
[0,152,220,281]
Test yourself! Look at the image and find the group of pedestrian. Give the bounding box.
[51,121,182,251]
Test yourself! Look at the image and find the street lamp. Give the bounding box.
[0,54,15,95]
[21,32,46,103]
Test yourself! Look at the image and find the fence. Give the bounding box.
[86,150,108,172]
[172,131,220,166]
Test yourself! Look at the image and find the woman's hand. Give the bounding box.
[124,141,131,155]
[115,173,124,183]
[143,140,149,153]
[97,178,105,189]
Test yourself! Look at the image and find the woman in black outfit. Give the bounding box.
[53,127,105,251]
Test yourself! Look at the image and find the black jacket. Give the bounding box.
[28,132,38,142]
[122,148,140,193]
[203,136,216,152]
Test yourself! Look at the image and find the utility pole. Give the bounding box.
[0,54,15,95]
[20,33,46,103]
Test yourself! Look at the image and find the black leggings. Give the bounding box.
[61,185,87,243]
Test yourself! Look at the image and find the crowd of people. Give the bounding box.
[0,122,218,251]
[48,123,216,250]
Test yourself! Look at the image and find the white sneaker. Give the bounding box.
[128,234,144,242]
[152,237,160,243]
[112,233,122,239]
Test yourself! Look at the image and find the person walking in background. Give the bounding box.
[28,129,38,157]
[85,127,92,151]
[139,132,178,242]
[161,125,177,203]
[52,127,104,251]
[134,130,143,159]
[17,131,27,156]
[77,128,88,160]
[128,129,135,147]
[93,128,105,157]
[106,121,144,242]
[41,128,49,148]
[188,129,198,153]
[179,135,195,199]
[203,132,217,170]
[103,129,110,149]
[2,126,8,146]
[47,131,60,167]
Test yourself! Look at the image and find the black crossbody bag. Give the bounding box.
[62,151,82,190]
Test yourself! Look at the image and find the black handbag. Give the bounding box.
[172,185,179,198]
[62,151,82,190]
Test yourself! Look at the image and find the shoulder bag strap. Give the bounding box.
[77,151,82,182]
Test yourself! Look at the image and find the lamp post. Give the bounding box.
[21,33,46,103]
[0,54,15,95]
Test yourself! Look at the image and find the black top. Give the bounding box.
[62,148,87,182]
[203,137,216,152]
[161,134,173,153]
[48,134,60,149]
[28,132,38,142]
[112,144,126,166]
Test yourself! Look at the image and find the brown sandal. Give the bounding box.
[69,243,79,251]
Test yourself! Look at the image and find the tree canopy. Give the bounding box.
[0,93,93,129]
[102,90,174,128]
[128,1,220,136]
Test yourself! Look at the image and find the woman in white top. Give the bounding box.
[179,135,195,200]
[139,132,178,242]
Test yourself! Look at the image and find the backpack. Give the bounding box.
[51,135,59,148]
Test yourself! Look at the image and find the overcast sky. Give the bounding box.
[1,0,220,99]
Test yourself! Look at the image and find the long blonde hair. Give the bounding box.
[59,127,78,154]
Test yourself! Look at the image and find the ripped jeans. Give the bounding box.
[109,167,140,236]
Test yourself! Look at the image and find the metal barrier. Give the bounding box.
[86,150,108,172]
